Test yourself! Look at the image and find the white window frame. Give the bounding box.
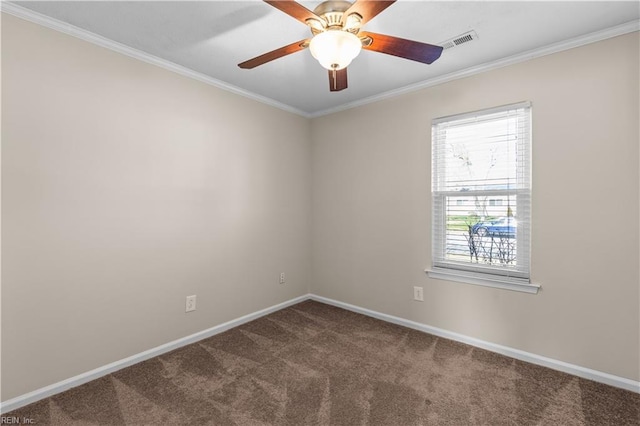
[426,102,539,294]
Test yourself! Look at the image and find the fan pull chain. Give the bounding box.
[332,67,337,90]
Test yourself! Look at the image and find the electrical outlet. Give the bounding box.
[413,286,424,302]
[186,295,196,312]
[280,272,286,284]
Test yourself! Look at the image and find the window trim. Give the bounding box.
[425,268,540,294]
[430,101,538,293]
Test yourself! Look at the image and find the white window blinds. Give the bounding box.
[432,102,531,282]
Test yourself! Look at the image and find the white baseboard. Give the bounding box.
[309,294,640,394]
[3,292,638,414]
[0,294,311,414]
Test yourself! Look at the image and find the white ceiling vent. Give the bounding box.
[441,30,479,50]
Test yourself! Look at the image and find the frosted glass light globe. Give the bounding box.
[309,30,362,70]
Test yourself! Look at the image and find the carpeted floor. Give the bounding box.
[5,300,640,425]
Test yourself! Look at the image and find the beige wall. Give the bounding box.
[311,32,640,381]
[1,14,311,400]
[2,11,639,402]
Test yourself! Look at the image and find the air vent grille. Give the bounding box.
[441,30,478,50]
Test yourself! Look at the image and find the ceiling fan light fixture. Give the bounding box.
[309,30,362,70]
[344,13,363,31]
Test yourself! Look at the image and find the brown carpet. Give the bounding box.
[5,300,640,425]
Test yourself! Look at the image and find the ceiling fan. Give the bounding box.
[238,0,443,92]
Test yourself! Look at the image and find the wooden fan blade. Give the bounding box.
[264,1,322,25]
[342,0,395,26]
[360,31,443,64]
[238,39,309,69]
[328,68,348,92]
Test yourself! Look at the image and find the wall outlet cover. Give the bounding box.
[413,286,424,302]
[186,295,196,312]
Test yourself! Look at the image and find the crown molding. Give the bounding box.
[309,19,640,118]
[0,2,312,118]
[2,3,637,119]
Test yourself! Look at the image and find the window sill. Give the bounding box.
[425,268,540,294]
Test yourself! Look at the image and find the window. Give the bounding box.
[429,102,537,293]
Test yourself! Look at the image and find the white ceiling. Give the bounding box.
[6,1,640,116]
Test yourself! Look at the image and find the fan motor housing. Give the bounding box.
[310,0,361,34]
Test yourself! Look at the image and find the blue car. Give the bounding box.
[471,217,517,238]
